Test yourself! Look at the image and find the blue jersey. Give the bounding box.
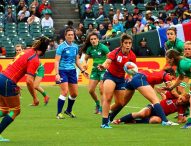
[56,41,79,70]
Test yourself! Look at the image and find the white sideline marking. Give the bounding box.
[125,105,141,109]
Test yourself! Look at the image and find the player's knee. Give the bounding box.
[88,88,95,94]
[70,93,78,97]
[149,116,162,124]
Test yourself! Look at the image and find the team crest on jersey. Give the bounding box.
[166,100,173,105]
[117,56,122,62]
[98,52,101,55]
[66,50,70,54]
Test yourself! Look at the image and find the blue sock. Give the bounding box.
[66,96,76,113]
[153,103,168,122]
[57,98,65,115]
[120,113,134,123]
[109,106,123,121]
[135,118,150,123]
[102,117,109,125]
[0,115,13,134]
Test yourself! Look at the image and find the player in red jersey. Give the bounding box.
[97,34,136,128]
[0,36,50,141]
[108,68,176,122]
[112,81,189,125]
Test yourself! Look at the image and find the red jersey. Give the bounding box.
[107,48,136,78]
[3,49,40,83]
[140,70,171,87]
[160,91,185,116]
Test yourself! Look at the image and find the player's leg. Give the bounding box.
[149,116,162,124]
[0,95,20,139]
[65,69,78,118]
[0,96,9,118]
[98,80,104,113]
[101,79,115,127]
[88,79,100,114]
[137,85,168,123]
[109,89,134,122]
[34,76,49,104]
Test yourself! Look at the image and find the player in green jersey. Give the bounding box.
[81,32,110,114]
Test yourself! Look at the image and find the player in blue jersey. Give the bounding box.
[55,28,89,119]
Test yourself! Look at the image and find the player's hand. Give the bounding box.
[83,64,88,70]
[97,64,105,71]
[161,86,173,91]
[55,74,61,82]
[82,71,89,79]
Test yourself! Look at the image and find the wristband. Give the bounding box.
[189,90,191,95]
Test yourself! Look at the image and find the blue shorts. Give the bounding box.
[58,69,77,84]
[124,73,149,90]
[103,71,125,90]
[0,74,20,97]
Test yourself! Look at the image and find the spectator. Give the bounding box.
[59,20,74,40]
[113,9,124,22]
[136,37,153,56]
[137,13,147,25]
[58,38,64,44]
[109,29,117,38]
[144,10,157,22]
[41,13,54,28]
[123,8,129,22]
[27,13,40,25]
[95,5,106,20]
[17,5,30,22]
[133,7,140,15]
[112,19,124,33]
[144,17,156,32]
[75,22,86,39]
[0,46,6,57]
[170,12,179,25]
[98,23,106,39]
[15,44,24,56]
[166,17,173,26]
[47,39,58,51]
[78,34,86,45]
[17,0,26,13]
[3,5,17,24]
[108,7,115,22]
[82,4,94,20]
[134,19,145,33]
[181,11,191,23]
[38,0,51,14]
[124,14,136,30]
[102,23,113,39]
[131,27,138,35]
[41,2,52,16]
[29,1,40,18]
[86,23,94,35]
[158,17,169,28]
[164,0,176,11]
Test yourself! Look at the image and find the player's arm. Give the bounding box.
[155,87,166,100]
[97,59,112,71]
[83,54,90,70]
[169,75,184,90]
[76,54,89,78]
[55,55,61,82]
[170,89,181,99]
[26,74,39,105]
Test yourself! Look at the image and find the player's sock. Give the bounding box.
[102,117,109,125]
[0,115,13,134]
[66,95,76,113]
[41,91,47,97]
[0,111,5,118]
[120,113,134,123]
[109,106,123,122]
[57,95,66,115]
[95,100,100,107]
[186,117,191,124]
[135,118,150,123]
[153,103,168,122]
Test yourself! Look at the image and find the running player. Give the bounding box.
[0,36,50,141]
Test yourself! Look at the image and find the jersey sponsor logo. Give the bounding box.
[66,50,70,54]
[117,56,122,63]
[166,100,173,105]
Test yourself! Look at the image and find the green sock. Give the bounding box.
[187,117,191,123]
[95,100,100,107]
[99,106,102,112]
[41,92,47,97]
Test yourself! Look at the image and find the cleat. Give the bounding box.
[0,135,10,142]
[112,119,121,125]
[44,96,50,105]
[56,113,64,119]
[181,123,191,129]
[100,124,112,129]
[64,110,76,118]
[162,121,179,126]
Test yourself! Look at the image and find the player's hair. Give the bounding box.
[15,44,25,50]
[79,32,99,56]
[164,68,176,76]
[184,41,191,46]
[167,27,177,35]
[64,27,75,36]
[165,49,181,64]
[121,33,133,43]
[32,36,50,56]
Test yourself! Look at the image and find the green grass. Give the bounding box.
[2,86,191,146]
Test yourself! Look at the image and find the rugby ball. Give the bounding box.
[124,62,138,75]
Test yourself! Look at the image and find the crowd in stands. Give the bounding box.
[73,0,191,56]
[0,0,55,57]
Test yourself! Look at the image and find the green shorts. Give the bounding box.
[36,65,45,77]
[90,67,105,81]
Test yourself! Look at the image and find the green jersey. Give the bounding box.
[177,58,191,77]
[165,38,184,54]
[86,43,110,67]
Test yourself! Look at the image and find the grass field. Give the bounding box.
[2,86,191,146]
